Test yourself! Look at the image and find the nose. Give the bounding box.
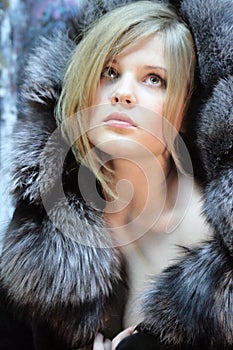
[111,77,136,107]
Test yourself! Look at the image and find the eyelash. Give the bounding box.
[101,66,167,89]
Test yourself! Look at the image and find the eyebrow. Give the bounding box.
[144,65,167,73]
[110,60,167,73]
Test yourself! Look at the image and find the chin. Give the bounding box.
[96,138,143,159]
[88,126,167,161]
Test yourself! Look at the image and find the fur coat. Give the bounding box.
[0,0,232,349]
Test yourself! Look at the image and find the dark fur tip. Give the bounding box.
[141,240,233,347]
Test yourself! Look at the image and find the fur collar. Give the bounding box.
[0,0,232,348]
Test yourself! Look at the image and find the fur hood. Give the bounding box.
[1,0,232,349]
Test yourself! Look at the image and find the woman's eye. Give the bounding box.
[101,67,119,80]
[146,74,166,88]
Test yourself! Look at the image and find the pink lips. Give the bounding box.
[104,112,137,128]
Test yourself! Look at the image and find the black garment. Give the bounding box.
[117,332,233,350]
[0,292,33,350]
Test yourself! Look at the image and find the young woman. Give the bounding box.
[55,1,211,349]
[0,1,220,350]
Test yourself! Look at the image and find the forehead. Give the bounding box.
[113,34,166,67]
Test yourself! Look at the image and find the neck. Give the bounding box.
[103,156,177,246]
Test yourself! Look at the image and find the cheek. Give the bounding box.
[135,100,169,156]
[94,85,110,105]
[137,91,165,123]
[136,102,165,141]
[86,128,98,147]
[150,92,165,116]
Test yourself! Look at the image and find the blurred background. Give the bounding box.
[0,0,81,239]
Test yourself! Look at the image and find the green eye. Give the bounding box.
[150,76,160,84]
[146,74,166,88]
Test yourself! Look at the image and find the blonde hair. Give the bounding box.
[56,1,196,197]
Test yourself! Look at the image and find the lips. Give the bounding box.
[104,112,137,128]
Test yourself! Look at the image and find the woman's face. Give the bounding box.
[87,34,177,160]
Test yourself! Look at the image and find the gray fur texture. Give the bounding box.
[141,241,232,346]
[1,0,232,349]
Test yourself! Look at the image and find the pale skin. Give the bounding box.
[87,34,211,349]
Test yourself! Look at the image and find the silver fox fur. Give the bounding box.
[0,0,232,349]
